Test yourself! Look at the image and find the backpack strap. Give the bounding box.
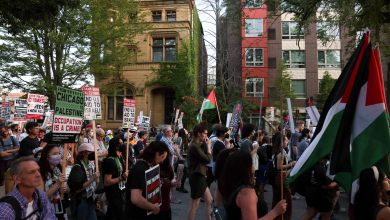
[0,196,22,219]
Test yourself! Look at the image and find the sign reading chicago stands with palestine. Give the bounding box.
[52,86,85,143]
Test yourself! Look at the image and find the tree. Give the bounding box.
[0,0,150,108]
[315,71,336,113]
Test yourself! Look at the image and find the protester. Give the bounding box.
[212,126,231,175]
[207,124,221,188]
[75,127,85,154]
[9,124,19,140]
[187,121,213,220]
[272,125,284,145]
[150,125,157,138]
[96,123,102,129]
[262,129,269,138]
[213,148,237,207]
[291,120,304,161]
[38,127,46,143]
[0,125,20,186]
[125,141,170,220]
[297,128,310,161]
[18,127,29,143]
[134,131,146,159]
[105,130,114,148]
[84,128,93,143]
[19,122,40,157]
[103,137,129,220]
[241,124,260,193]
[0,157,57,219]
[258,136,272,200]
[160,126,175,157]
[156,129,164,141]
[219,150,287,220]
[175,128,190,193]
[116,127,124,138]
[68,143,100,220]
[353,167,390,220]
[272,135,296,220]
[300,154,340,220]
[46,125,52,134]
[90,128,108,161]
[37,145,69,219]
[252,132,264,196]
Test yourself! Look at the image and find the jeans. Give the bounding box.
[72,197,97,220]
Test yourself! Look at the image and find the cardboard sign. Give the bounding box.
[27,93,45,119]
[14,99,28,108]
[270,106,275,121]
[174,109,180,124]
[306,106,320,126]
[230,103,243,138]
[178,112,184,129]
[52,86,85,143]
[145,165,162,215]
[226,113,232,128]
[140,116,150,131]
[81,87,102,120]
[43,111,54,128]
[123,98,136,128]
[14,108,27,122]
[1,102,11,120]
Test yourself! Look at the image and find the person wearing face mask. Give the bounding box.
[68,143,100,220]
[103,137,129,220]
[37,145,69,219]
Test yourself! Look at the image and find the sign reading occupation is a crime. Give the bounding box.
[1,102,11,120]
[27,93,45,119]
[81,86,102,120]
[52,86,85,143]
[123,98,136,128]
[146,165,162,215]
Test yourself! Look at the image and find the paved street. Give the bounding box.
[171,180,350,220]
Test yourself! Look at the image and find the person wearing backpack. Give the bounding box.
[0,125,19,186]
[103,137,129,220]
[218,150,286,220]
[0,157,57,219]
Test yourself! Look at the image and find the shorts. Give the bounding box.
[258,162,269,183]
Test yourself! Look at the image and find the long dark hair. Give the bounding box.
[272,135,286,154]
[218,150,253,199]
[160,154,174,180]
[38,145,62,181]
[140,141,170,164]
[107,137,121,157]
[354,167,385,220]
[178,128,188,151]
[214,148,237,181]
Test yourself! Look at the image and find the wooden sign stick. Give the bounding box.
[92,120,99,183]
[126,128,130,181]
[61,143,68,200]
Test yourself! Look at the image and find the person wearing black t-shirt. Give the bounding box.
[19,122,40,157]
[104,137,129,220]
[125,141,170,220]
[134,131,146,159]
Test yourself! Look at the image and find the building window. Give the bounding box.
[152,11,162,22]
[245,78,264,97]
[243,113,265,130]
[129,12,137,23]
[245,48,264,66]
[107,88,134,120]
[5,97,12,101]
[292,80,306,98]
[317,22,340,40]
[245,0,263,8]
[282,22,304,39]
[245,19,263,37]
[283,51,305,68]
[152,38,176,62]
[128,48,137,64]
[166,11,176,21]
[318,50,341,68]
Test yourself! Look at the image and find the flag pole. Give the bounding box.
[258,97,263,130]
[214,88,222,124]
[61,143,68,200]
[126,128,130,181]
[92,120,99,183]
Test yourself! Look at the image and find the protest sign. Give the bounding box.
[52,86,85,143]
[123,99,136,128]
[145,165,162,215]
[270,107,275,121]
[14,99,28,108]
[230,103,243,138]
[1,102,11,120]
[174,109,180,124]
[140,116,150,131]
[306,106,320,126]
[43,111,54,128]
[178,112,184,129]
[226,113,232,128]
[81,87,102,120]
[14,108,27,122]
[27,93,45,119]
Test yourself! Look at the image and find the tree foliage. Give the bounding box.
[0,0,150,108]
[315,71,336,113]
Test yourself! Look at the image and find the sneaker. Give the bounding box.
[292,195,300,200]
[334,207,347,213]
[170,197,182,204]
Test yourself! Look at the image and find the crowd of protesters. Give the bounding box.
[0,119,388,220]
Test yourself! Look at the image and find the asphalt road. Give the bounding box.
[171,180,350,220]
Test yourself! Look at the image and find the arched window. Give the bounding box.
[107,88,134,120]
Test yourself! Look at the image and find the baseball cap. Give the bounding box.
[78,143,94,152]
[261,129,269,135]
[106,130,113,135]
[86,124,93,128]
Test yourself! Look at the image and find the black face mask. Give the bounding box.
[118,144,126,152]
[87,152,96,161]
[225,133,230,139]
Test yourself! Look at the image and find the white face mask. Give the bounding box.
[90,132,93,137]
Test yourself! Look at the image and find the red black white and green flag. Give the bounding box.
[287,32,390,198]
[197,88,217,123]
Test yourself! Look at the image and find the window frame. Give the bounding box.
[152,11,162,22]
[317,22,340,40]
[166,11,176,21]
[245,78,264,97]
[282,50,306,68]
[282,22,304,39]
[245,0,263,8]
[245,19,264,37]
[152,37,176,62]
[107,88,134,121]
[291,80,306,99]
[317,50,341,68]
[5,97,12,101]
[245,48,264,67]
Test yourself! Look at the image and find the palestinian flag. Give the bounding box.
[197,88,217,123]
[287,32,390,197]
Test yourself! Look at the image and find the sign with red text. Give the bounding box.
[52,86,85,143]
[81,86,102,120]
[13,108,27,122]
[1,102,11,120]
[146,165,161,215]
[123,98,136,128]
[27,93,45,119]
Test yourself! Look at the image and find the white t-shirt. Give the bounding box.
[26,200,37,220]
[18,133,28,142]
[252,141,259,171]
